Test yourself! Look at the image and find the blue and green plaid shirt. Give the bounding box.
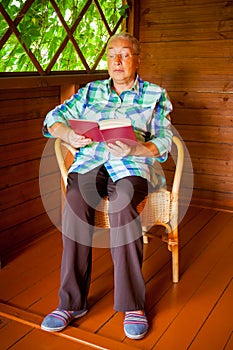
[43,76,173,186]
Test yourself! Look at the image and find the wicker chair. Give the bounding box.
[54,136,184,283]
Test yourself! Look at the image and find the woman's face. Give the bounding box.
[107,37,140,87]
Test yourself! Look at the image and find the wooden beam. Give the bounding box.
[60,84,76,103]
[47,0,92,73]
[0,73,109,89]
[0,3,44,75]
[126,0,140,38]
[0,303,137,350]
[0,0,34,50]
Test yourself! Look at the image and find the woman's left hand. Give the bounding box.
[107,141,134,157]
[107,140,159,158]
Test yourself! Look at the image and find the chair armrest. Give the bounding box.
[54,139,78,188]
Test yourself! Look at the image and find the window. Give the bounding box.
[0,0,130,75]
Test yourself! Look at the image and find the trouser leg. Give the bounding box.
[59,235,92,311]
[59,168,107,310]
[107,176,149,312]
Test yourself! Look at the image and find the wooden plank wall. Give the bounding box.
[0,74,108,264]
[0,87,61,264]
[139,0,233,211]
[1,0,233,261]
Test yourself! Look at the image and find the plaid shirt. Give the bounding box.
[43,76,173,186]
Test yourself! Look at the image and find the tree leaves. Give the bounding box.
[0,0,129,74]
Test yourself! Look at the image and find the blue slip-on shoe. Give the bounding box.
[41,308,88,332]
[123,311,149,340]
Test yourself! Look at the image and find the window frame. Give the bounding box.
[0,0,139,81]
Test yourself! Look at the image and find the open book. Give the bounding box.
[68,118,137,145]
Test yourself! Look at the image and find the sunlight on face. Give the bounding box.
[107,37,140,87]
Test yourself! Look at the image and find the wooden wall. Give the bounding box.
[0,86,59,265]
[139,0,233,211]
[1,0,233,262]
[0,74,107,265]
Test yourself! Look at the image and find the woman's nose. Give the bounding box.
[113,54,122,63]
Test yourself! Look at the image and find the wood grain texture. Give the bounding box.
[139,0,233,211]
[0,208,232,349]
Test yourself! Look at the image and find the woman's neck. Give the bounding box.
[112,79,135,95]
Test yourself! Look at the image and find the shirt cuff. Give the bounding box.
[151,137,172,162]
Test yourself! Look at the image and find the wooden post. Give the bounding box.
[126,0,140,39]
[60,84,76,103]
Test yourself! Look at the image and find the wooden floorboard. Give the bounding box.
[224,332,233,350]
[0,303,136,350]
[0,316,32,350]
[188,278,233,350]
[0,206,232,350]
[121,212,233,350]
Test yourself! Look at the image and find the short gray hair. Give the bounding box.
[106,32,141,54]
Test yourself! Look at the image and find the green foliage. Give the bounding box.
[0,0,128,73]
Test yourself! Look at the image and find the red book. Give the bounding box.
[69,118,137,145]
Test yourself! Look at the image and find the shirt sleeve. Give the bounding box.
[42,85,89,138]
[149,88,173,162]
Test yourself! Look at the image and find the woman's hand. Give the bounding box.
[68,129,92,148]
[107,140,159,157]
[107,141,134,157]
[48,122,92,148]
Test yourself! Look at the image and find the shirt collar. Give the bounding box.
[107,74,140,95]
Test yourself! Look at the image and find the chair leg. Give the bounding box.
[171,243,179,283]
[168,225,179,283]
[142,227,149,244]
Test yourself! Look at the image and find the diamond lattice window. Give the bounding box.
[0,0,129,75]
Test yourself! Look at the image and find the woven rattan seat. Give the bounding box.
[54,136,184,282]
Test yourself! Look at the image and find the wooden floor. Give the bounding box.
[0,206,232,350]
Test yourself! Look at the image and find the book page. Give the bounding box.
[99,118,132,130]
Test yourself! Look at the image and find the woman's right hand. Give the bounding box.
[48,122,92,148]
[68,129,92,148]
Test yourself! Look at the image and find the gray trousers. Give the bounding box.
[59,165,150,312]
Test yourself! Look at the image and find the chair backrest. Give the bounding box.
[170,136,184,198]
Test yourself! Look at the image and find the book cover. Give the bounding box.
[68,118,137,145]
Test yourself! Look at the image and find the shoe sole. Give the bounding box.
[41,309,88,332]
[124,328,148,340]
